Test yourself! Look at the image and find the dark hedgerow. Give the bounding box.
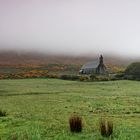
[69,115,82,133]
[60,75,79,81]
[100,119,113,137]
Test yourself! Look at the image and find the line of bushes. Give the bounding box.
[1,67,140,81]
[0,72,124,81]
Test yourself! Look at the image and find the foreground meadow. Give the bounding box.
[0,79,140,139]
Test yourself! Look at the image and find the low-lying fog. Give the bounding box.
[0,0,140,58]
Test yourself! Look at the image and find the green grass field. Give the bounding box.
[0,79,140,140]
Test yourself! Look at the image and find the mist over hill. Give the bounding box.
[0,50,138,66]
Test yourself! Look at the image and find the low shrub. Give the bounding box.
[0,109,7,117]
[90,74,97,81]
[60,75,79,81]
[123,75,134,80]
[69,115,82,133]
[109,73,124,80]
[99,118,113,137]
[115,73,124,79]
[47,74,59,79]
[96,75,110,81]
[79,76,89,81]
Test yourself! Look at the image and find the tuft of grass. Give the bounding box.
[0,109,7,117]
[99,118,113,137]
[69,115,82,133]
[10,133,18,140]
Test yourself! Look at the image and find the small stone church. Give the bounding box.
[79,55,107,74]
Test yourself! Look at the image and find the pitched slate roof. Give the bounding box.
[81,61,98,69]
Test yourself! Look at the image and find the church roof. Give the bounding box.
[81,61,98,69]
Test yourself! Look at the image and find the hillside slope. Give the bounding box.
[0,51,133,66]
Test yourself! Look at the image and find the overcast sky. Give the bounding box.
[0,0,140,57]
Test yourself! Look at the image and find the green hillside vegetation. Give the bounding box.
[0,79,139,139]
[125,62,140,80]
